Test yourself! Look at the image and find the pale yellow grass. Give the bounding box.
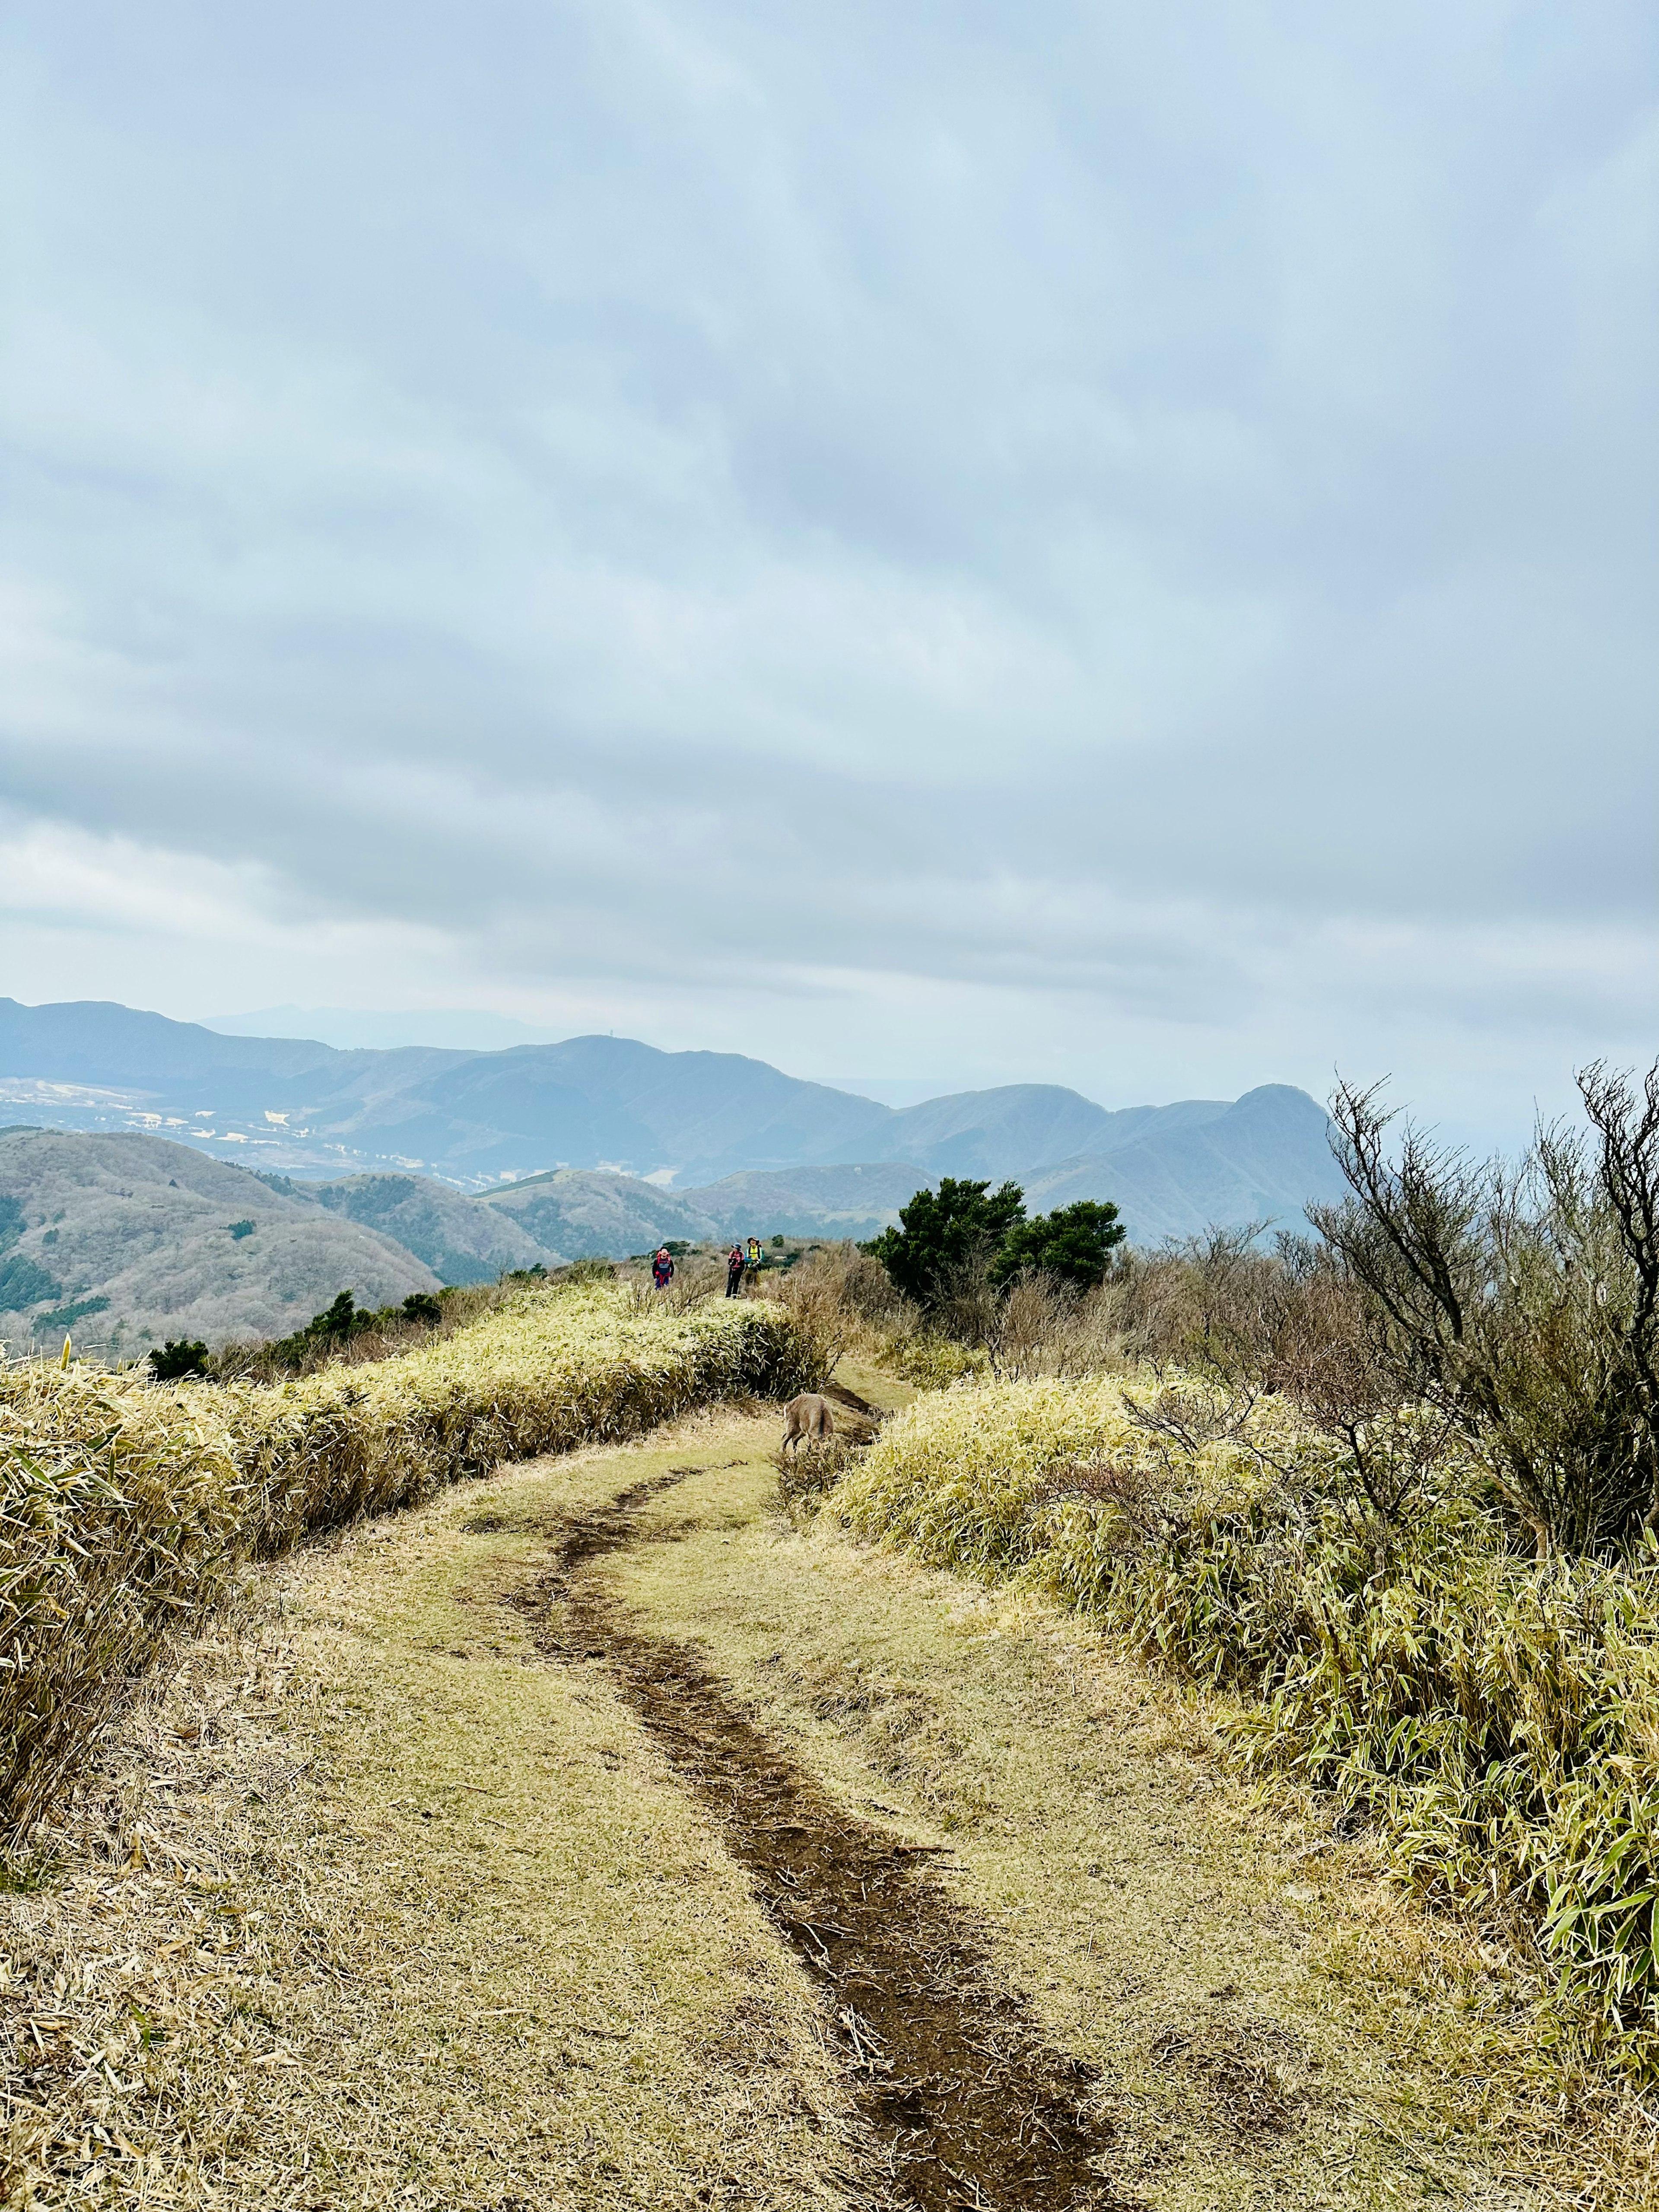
[1,1418,864,2210]
[9,1374,1656,2210]
[613,1411,1654,2210]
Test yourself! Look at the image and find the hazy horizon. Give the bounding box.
[3,4,1653,1156]
[0,988,1593,1154]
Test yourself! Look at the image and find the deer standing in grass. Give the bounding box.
[782,1393,834,1453]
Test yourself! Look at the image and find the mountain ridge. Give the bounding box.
[0,1128,441,1360]
[0,1000,1347,1246]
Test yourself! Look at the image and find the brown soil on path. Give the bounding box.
[503,1466,1135,2212]
[12,1390,1645,2209]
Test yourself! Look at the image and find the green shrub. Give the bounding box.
[149,1338,210,1381]
[864,1178,1025,1311]
[993,1199,1125,1288]
[261,1288,373,1369]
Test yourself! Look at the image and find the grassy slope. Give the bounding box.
[7,1377,1646,2208]
[0,1283,812,1845]
[3,1424,858,2209]
[305,1170,561,1283]
[616,1434,1573,2209]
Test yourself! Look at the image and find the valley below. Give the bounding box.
[0,998,1351,1360]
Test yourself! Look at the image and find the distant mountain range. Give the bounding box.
[206,1005,564,1051]
[0,998,1350,1271]
[0,999,887,1185]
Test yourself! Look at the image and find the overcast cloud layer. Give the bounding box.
[3,1,1655,1146]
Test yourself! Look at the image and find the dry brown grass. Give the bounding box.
[0,1284,818,1845]
[13,1368,1658,2209]
[614,1414,1659,2209]
[0,1427,868,2209]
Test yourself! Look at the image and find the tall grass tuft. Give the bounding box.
[0,1362,248,1839]
[0,1284,821,1843]
[835,1370,1659,2078]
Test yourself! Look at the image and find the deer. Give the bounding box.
[781,1393,835,1453]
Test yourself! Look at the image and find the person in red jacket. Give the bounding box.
[725,1244,744,1297]
[651,1247,674,1290]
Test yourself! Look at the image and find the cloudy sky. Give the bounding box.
[3,1,1654,1144]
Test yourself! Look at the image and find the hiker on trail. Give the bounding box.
[745,1236,763,1287]
[652,1246,674,1291]
[726,1244,744,1297]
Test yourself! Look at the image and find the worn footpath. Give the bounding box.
[2,1369,1632,2209]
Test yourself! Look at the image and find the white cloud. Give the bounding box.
[0,0,1653,1144]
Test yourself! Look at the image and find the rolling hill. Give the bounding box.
[1021,1085,1348,1244]
[475,1162,927,1256]
[689,1164,928,1242]
[0,999,1349,1245]
[0,1128,441,1360]
[0,1081,1351,1361]
[813,1085,1243,1181]
[291,1173,562,1283]
[0,1000,891,1184]
[477,1170,718,1262]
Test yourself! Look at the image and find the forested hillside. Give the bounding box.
[0,1130,438,1359]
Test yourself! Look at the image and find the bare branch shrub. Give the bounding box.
[1580,1057,1659,1499]
[988,1271,1134,1382]
[1027,1453,1186,1546]
[759,1246,866,1382]
[1105,1227,1283,1379]
[1251,1239,1451,1553]
[927,1252,1005,1350]
[1121,1373,1262,1456]
[1311,1070,1659,1557]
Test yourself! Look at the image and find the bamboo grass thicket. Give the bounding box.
[0,1284,821,1843]
[835,1371,1659,2078]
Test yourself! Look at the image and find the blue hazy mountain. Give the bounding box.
[1021,1085,1349,1245]
[0,1000,889,1184]
[0,999,1346,1243]
[206,1006,565,1051]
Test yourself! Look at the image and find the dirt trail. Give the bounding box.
[505,1467,1129,2212]
[10,1399,1630,2209]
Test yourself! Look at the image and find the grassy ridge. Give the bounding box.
[834,1372,1659,2078]
[0,1285,818,1842]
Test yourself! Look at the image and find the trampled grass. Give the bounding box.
[612,1417,1646,2204]
[0,1420,863,2209]
[10,1365,1657,2205]
[0,1284,820,1842]
[832,1370,1659,2087]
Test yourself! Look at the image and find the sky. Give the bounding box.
[2,1,1655,1149]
